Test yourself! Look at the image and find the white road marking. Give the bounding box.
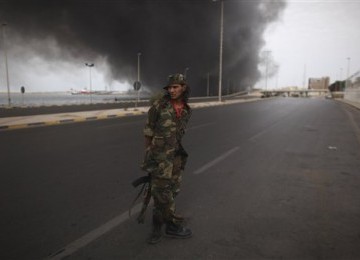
[46,203,144,260]
[248,120,281,141]
[193,146,240,175]
[46,121,221,259]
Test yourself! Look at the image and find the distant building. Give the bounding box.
[308,77,330,90]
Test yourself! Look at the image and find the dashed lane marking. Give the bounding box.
[193,146,240,175]
[46,203,144,260]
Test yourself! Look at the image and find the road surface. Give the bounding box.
[1,98,360,259]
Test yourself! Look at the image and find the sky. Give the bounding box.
[261,0,360,90]
[1,0,359,94]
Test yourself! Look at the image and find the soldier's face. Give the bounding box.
[167,84,186,100]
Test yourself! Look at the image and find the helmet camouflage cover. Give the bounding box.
[164,73,186,89]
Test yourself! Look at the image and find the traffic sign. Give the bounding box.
[133,81,141,91]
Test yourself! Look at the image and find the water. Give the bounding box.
[0,91,150,107]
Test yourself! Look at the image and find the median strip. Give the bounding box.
[0,98,261,131]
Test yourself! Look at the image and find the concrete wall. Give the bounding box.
[345,89,360,103]
[344,81,360,103]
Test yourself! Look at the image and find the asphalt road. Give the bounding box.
[1,98,360,259]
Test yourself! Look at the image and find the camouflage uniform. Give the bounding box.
[141,94,192,226]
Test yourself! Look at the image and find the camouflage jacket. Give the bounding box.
[141,95,192,176]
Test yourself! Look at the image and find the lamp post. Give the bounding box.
[263,50,271,91]
[340,67,343,80]
[137,52,141,82]
[346,57,351,79]
[302,64,306,89]
[213,0,224,102]
[85,63,94,103]
[2,23,11,107]
[346,57,351,88]
[207,72,210,97]
[136,52,141,107]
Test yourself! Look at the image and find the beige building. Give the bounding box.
[308,77,330,90]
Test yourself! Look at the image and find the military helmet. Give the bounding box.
[164,73,186,89]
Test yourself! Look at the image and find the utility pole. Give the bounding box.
[213,0,224,102]
[264,50,271,91]
[346,57,351,79]
[302,64,307,89]
[136,52,141,107]
[2,23,11,107]
[207,72,210,97]
[218,0,224,102]
[85,63,94,103]
[340,67,343,80]
[137,53,141,82]
[346,57,351,88]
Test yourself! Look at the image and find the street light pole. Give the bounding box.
[213,0,224,102]
[2,23,11,107]
[264,50,271,91]
[137,53,141,82]
[85,63,94,103]
[136,52,141,107]
[302,64,306,89]
[207,72,210,97]
[218,0,224,102]
[345,57,350,88]
[340,67,343,80]
[346,57,351,79]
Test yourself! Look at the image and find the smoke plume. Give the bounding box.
[0,0,286,95]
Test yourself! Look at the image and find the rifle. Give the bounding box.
[129,175,151,223]
[132,175,150,188]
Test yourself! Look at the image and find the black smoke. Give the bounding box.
[0,0,286,96]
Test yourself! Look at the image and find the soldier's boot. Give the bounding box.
[147,216,163,244]
[165,222,192,239]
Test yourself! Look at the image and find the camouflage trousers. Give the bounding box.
[151,155,185,225]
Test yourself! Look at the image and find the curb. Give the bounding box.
[0,110,147,131]
[0,98,261,131]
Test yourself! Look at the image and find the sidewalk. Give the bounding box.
[0,98,260,131]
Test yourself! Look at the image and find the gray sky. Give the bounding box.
[260,0,360,89]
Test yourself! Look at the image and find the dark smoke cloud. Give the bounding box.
[0,0,286,96]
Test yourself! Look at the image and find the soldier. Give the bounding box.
[141,73,192,244]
